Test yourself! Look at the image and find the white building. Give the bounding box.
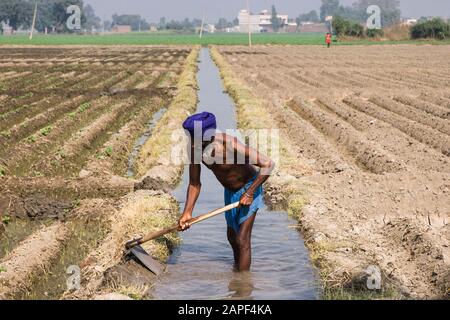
[1,21,13,35]
[238,9,294,33]
[238,10,261,33]
[403,18,418,26]
[205,23,216,34]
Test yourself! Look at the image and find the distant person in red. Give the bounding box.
[326,33,332,48]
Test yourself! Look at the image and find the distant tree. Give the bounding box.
[35,1,57,32]
[309,10,320,22]
[83,4,101,31]
[0,0,33,30]
[333,15,364,37]
[215,18,234,31]
[158,18,200,32]
[366,28,384,37]
[271,4,281,32]
[351,0,401,27]
[0,0,92,33]
[181,18,193,31]
[320,0,340,22]
[112,14,149,31]
[166,19,186,31]
[158,17,166,29]
[233,18,239,26]
[411,18,450,40]
[192,18,202,28]
[337,5,358,20]
[216,18,227,30]
[418,16,428,23]
[103,19,112,31]
[34,0,86,33]
[51,0,85,32]
[182,18,190,29]
[296,10,319,25]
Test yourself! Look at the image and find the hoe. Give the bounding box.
[125,202,240,275]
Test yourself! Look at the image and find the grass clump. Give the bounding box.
[31,170,44,177]
[18,92,33,100]
[124,193,181,261]
[104,146,113,157]
[40,126,52,136]
[287,197,308,220]
[78,102,91,113]
[67,102,91,118]
[56,148,66,159]
[0,165,6,177]
[1,215,11,225]
[0,130,11,138]
[94,146,113,159]
[27,135,37,143]
[117,285,149,300]
[114,192,181,262]
[0,266,6,273]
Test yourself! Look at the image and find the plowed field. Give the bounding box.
[0,46,197,299]
[215,45,450,299]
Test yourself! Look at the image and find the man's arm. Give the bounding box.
[231,137,275,206]
[178,163,201,231]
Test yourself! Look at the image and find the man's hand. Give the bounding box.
[178,213,192,231]
[239,191,253,207]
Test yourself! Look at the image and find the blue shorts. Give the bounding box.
[224,175,264,233]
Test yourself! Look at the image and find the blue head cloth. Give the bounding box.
[182,112,217,138]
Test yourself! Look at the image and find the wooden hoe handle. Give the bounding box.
[125,202,240,249]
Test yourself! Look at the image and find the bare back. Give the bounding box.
[201,133,257,191]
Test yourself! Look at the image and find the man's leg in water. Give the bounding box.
[227,227,240,268]
[236,211,257,271]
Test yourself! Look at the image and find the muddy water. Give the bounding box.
[150,48,319,300]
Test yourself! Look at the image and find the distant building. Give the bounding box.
[238,10,261,33]
[197,24,216,34]
[299,23,328,33]
[402,18,418,26]
[112,25,132,33]
[205,24,216,34]
[286,19,298,33]
[237,9,296,33]
[1,21,13,35]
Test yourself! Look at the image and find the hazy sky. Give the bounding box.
[84,0,450,22]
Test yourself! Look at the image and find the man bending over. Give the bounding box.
[178,112,275,271]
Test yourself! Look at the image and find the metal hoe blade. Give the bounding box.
[129,245,165,276]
